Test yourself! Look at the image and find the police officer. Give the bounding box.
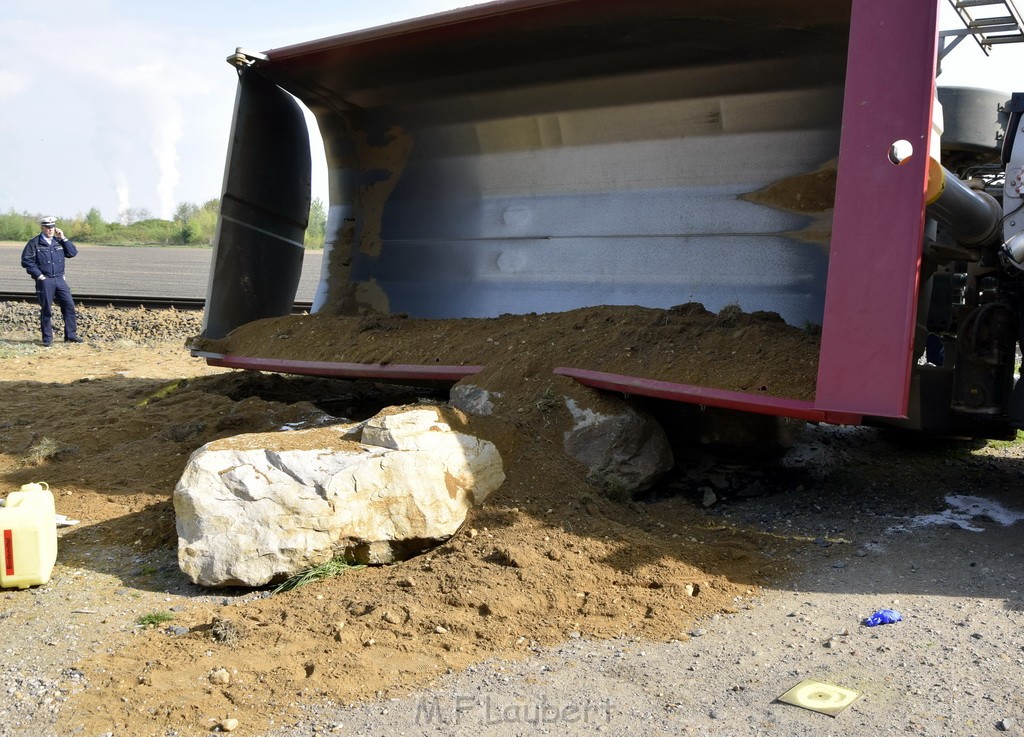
[21,216,84,346]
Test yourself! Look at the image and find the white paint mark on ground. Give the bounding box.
[893,495,1024,533]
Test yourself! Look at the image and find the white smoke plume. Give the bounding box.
[95,59,186,221]
[115,174,131,222]
[151,98,183,220]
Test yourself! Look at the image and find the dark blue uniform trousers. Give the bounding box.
[35,276,78,344]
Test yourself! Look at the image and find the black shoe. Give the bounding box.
[64,336,84,343]
[42,341,52,347]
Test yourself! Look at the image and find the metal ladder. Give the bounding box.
[941,0,1024,59]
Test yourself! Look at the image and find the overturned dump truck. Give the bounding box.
[196,0,1024,439]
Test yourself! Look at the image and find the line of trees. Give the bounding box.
[0,197,328,249]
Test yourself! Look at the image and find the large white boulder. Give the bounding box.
[174,406,504,587]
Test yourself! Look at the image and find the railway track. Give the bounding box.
[0,291,313,313]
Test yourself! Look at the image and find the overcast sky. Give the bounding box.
[1,1,1022,223]
[0,1,484,222]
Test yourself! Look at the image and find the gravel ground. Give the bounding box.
[2,304,239,737]
[266,433,1024,737]
[0,301,203,346]
[1,304,1023,737]
[325,524,1023,737]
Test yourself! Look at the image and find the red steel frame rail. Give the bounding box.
[197,353,483,383]
[815,0,937,419]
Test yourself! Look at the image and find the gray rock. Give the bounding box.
[562,397,673,494]
[738,480,765,498]
[451,373,671,496]
[449,383,503,416]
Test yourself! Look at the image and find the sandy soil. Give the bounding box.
[1,304,1023,737]
[0,304,793,737]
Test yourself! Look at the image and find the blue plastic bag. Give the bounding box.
[864,608,902,627]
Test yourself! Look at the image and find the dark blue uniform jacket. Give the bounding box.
[21,235,78,279]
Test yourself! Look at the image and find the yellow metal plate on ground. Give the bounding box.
[777,679,861,717]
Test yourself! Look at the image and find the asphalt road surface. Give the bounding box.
[0,243,321,302]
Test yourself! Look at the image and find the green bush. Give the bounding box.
[305,197,326,249]
[136,611,175,627]
[0,210,38,241]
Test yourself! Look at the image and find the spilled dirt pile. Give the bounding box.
[0,303,810,737]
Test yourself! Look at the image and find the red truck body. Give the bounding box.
[198,0,1024,439]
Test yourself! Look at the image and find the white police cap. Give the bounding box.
[40,216,57,226]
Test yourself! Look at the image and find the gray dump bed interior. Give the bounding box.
[203,0,851,339]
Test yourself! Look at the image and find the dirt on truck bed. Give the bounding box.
[193,303,820,401]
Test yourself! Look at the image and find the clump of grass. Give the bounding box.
[22,437,77,466]
[273,556,364,594]
[137,611,175,627]
[137,379,184,406]
[714,303,744,328]
[534,385,559,413]
[0,341,39,359]
[985,429,1024,449]
[804,321,822,336]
